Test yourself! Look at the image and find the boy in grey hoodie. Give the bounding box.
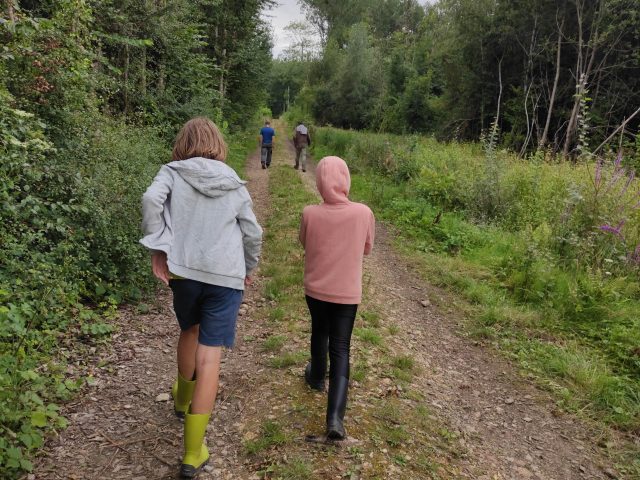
[140,117,262,478]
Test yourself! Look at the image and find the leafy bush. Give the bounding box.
[0,98,257,476]
[0,92,168,476]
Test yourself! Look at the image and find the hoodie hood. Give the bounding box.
[167,157,245,198]
[316,156,350,204]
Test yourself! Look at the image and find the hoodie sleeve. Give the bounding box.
[364,209,375,255]
[140,166,174,253]
[237,188,263,275]
[299,209,307,247]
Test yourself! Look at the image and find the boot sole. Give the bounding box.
[180,458,209,478]
[305,380,325,392]
[326,430,346,440]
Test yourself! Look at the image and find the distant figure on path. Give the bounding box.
[293,121,311,172]
[299,156,375,441]
[140,117,262,478]
[259,120,276,169]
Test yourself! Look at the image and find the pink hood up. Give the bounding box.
[300,156,375,304]
[316,156,351,204]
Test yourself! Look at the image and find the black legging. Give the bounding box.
[305,295,358,381]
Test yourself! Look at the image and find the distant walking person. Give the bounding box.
[259,120,276,169]
[299,156,375,441]
[140,117,262,478]
[293,121,311,172]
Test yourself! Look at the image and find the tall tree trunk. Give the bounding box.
[519,80,534,157]
[5,0,16,23]
[480,40,485,131]
[563,0,600,157]
[519,20,538,156]
[563,1,584,158]
[123,43,130,115]
[140,47,147,96]
[540,16,564,149]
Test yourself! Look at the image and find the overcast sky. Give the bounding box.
[263,1,437,57]
[262,0,307,57]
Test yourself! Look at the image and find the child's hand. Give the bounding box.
[151,252,170,286]
[244,275,253,286]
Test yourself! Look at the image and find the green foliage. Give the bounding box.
[308,24,383,129]
[262,335,287,353]
[1,1,270,475]
[294,0,640,155]
[260,457,313,480]
[268,60,309,117]
[268,351,307,369]
[313,126,640,432]
[353,327,383,346]
[245,420,289,455]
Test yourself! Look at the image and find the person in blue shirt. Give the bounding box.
[259,121,276,169]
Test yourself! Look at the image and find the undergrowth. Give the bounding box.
[312,126,640,476]
[0,99,257,477]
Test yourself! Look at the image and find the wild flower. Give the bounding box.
[598,221,625,239]
[594,158,603,188]
[593,152,640,266]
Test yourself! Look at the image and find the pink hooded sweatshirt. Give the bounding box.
[299,156,375,304]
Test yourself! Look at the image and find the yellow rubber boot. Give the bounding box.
[172,373,196,418]
[180,412,210,478]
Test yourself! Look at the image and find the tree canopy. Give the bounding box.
[276,0,640,156]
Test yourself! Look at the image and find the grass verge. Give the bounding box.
[312,129,640,477]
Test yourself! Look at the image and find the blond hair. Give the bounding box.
[172,117,228,162]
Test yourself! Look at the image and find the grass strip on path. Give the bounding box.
[240,124,467,479]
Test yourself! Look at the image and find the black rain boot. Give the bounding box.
[326,375,349,440]
[305,362,325,391]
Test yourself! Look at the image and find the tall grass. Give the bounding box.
[312,127,640,436]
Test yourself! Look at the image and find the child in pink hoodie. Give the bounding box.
[299,156,375,440]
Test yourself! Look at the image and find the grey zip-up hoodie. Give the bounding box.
[140,157,262,290]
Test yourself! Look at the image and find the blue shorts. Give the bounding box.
[169,279,243,348]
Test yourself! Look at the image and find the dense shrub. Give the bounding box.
[0,95,257,476]
[0,90,168,474]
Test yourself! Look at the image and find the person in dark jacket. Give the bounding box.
[293,122,311,172]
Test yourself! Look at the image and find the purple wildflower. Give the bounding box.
[594,158,603,188]
[604,166,627,194]
[599,222,625,239]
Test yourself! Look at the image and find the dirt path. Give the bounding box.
[33,133,619,480]
[287,140,617,480]
[33,148,275,480]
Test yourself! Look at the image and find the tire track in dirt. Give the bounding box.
[289,140,617,479]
